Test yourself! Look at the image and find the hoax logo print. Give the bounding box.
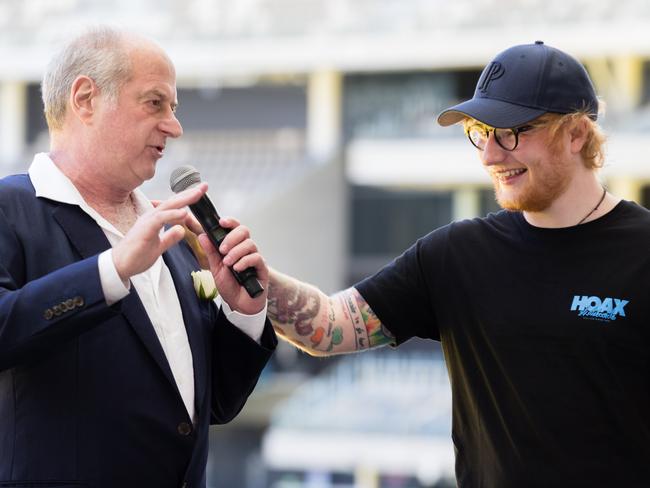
[570,295,629,322]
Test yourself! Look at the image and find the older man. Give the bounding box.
[0,27,275,487]
[268,41,650,487]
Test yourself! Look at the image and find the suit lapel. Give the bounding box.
[52,203,179,395]
[52,203,111,260]
[163,244,208,415]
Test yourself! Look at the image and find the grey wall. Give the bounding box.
[239,157,347,294]
[176,85,307,131]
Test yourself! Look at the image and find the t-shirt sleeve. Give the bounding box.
[354,226,447,344]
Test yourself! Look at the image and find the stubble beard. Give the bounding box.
[493,156,573,213]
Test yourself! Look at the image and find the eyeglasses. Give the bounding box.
[465,123,534,151]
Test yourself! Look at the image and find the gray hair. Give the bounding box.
[41,27,133,131]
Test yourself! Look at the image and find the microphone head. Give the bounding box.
[170,165,202,193]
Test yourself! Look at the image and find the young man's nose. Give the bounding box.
[481,132,507,166]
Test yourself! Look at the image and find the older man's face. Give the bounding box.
[94,45,182,189]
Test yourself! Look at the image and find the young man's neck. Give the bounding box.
[523,174,619,228]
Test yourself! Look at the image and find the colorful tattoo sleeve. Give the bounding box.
[351,288,394,348]
[268,271,393,353]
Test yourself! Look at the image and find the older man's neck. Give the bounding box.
[49,149,139,234]
[48,148,133,209]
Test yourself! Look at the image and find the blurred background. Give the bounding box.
[2,0,650,486]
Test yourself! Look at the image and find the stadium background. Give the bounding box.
[1,1,649,486]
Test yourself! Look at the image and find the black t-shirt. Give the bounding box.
[356,201,650,488]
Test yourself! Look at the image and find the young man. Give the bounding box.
[268,41,650,486]
[0,28,276,487]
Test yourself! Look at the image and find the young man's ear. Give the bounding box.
[69,75,97,124]
[568,116,589,154]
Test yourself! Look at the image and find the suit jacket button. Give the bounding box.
[65,299,74,309]
[43,309,53,320]
[73,296,84,307]
[177,422,192,436]
[53,305,62,316]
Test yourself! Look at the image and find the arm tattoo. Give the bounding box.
[337,292,369,350]
[268,271,393,353]
[268,274,345,352]
[322,298,343,352]
[352,289,394,348]
[268,273,320,337]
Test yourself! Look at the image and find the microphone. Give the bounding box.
[169,165,264,299]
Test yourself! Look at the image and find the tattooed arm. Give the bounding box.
[267,268,394,356]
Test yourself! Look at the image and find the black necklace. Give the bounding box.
[576,187,607,225]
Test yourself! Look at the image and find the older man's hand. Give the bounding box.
[197,217,269,316]
[112,183,208,281]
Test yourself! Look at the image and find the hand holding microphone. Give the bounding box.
[170,166,265,299]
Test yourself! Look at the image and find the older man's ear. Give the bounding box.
[69,75,98,125]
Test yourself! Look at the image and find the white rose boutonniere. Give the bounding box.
[191,270,218,300]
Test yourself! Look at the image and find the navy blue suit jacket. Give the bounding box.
[0,174,276,488]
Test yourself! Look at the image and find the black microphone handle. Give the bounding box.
[188,197,264,299]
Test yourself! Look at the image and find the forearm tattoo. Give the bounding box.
[338,292,368,350]
[268,273,319,342]
[268,272,342,352]
[268,272,393,353]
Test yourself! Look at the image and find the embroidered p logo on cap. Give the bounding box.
[477,62,505,93]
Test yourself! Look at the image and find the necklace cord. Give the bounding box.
[577,187,607,225]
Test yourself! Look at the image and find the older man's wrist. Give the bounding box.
[220,299,267,344]
[98,249,130,305]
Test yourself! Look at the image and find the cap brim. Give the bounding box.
[437,98,546,128]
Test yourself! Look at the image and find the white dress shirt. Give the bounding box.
[29,153,266,421]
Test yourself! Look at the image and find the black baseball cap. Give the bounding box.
[437,41,599,128]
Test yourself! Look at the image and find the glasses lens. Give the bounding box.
[468,127,487,150]
[494,128,517,151]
